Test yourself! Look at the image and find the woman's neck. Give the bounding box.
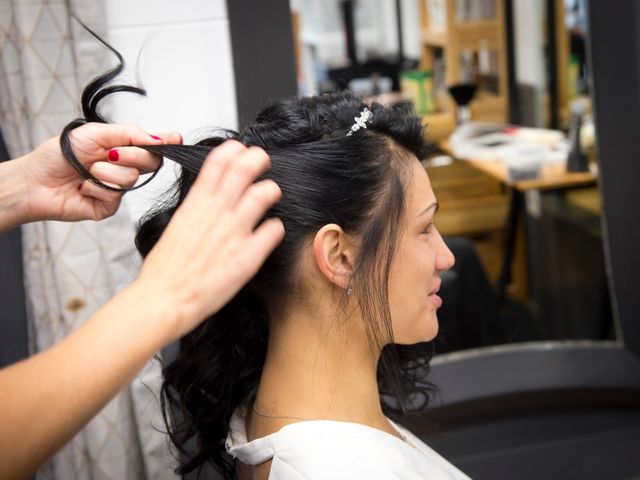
[249,299,393,438]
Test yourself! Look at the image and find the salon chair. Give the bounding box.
[408,234,640,479]
[406,347,640,480]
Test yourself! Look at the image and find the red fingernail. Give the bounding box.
[108,149,119,162]
[77,184,82,191]
[150,135,163,140]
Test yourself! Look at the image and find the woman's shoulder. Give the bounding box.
[267,448,414,480]
[227,409,471,480]
[244,421,423,480]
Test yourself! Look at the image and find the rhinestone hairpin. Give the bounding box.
[346,107,373,136]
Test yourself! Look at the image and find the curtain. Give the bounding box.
[0,1,178,478]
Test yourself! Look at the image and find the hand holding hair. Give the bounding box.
[0,123,182,233]
[133,139,285,343]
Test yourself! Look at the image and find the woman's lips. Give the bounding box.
[428,292,443,308]
[428,281,443,308]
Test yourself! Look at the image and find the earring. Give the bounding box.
[346,285,353,296]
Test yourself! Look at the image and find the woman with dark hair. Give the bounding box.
[60,36,470,478]
[135,95,468,479]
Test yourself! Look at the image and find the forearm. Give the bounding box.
[0,159,29,233]
[0,281,178,480]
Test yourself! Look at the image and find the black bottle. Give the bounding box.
[567,110,589,172]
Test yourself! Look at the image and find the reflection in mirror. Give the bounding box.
[290,0,614,355]
[290,0,421,96]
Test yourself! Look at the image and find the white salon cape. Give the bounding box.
[226,405,472,480]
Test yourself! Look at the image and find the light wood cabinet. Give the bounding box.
[418,0,509,124]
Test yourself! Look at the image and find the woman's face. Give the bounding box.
[387,159,455,344]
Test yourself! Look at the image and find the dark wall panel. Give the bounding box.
[0,131,29,368]
[226,0,297,129]
[587,0,640,357]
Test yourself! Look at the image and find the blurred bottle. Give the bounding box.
[449,50,478,124]
[567,99,589,172]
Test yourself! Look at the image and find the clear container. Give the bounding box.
[503,145,547,182]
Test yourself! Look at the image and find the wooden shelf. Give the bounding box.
[470,91,507,123]
[419,0,509,124]
[566,187,601,216]
[436,194,509,236]
[422,29,448,47]
[455,19,500,30]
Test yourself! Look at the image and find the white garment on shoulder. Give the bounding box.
[226,405,472,480]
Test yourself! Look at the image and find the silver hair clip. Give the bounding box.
[346,108,373,136]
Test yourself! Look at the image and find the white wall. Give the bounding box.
[295,0,421,66]
[513,0,546,89]
[291,0,421,95]
[400,0,422,61]
[102,0,238,221]
[513,0,547,126]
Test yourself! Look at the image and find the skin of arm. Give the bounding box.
[0,158,29,233]
[0,281,174,479]
[0,139,284,479]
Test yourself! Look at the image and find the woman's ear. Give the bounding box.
[312,224,355,289]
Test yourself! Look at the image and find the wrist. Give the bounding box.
[0,158,30,232]
[124,278,187,351]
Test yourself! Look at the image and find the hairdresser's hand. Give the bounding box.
[14,122,182,224]
[133,140,285,344]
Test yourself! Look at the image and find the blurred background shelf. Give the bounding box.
[419,0,509,123]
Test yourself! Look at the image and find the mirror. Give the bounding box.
[290,0,615,355]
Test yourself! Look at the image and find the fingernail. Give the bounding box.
[108,149,119,162]
[77,184,82,192]
[150,135,163,141]
[102,181,121,189]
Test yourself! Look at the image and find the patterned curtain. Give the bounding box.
[0,1,178,478]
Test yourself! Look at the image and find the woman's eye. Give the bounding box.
[421,223,434,235]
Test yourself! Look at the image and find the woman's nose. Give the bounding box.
[435,230,456,271]
[437,242,455,271]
